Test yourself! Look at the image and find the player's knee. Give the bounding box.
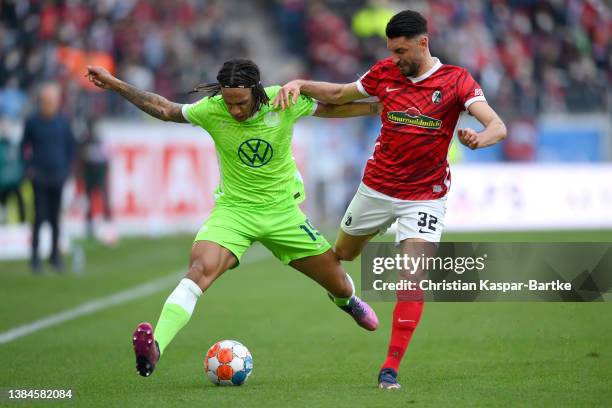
[334,246,359,262]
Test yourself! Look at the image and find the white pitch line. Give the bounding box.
[0,248,270,345]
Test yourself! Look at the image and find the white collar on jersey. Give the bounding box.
[407,57,442,83]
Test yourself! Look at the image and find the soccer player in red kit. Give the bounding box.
[274,10,507,389]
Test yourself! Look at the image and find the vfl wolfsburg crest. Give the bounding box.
[432,90,442,104]
[238,138,273,167]
[263,111,281,127]
[387,107,442,129]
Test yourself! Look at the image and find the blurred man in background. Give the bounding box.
[78,119,112,239]
[275,10,507,389]
[20,83,75,273]
[0,115,25,224]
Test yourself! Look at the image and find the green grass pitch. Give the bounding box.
[1,230,611,407]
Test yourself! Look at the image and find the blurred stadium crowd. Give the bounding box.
[0,0,609,122]
[0,0,610,235]
[272,0,610,119]
[0,0,250,119]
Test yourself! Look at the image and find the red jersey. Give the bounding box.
[357,58,486,200]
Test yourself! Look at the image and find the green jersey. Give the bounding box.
[182,86,316,209]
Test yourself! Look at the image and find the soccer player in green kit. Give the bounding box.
[86,59,380,377]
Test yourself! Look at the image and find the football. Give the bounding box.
[205,340,253,386]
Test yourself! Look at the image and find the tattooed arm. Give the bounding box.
[86,66,187,123]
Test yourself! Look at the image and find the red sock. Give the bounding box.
[381,290,424,372]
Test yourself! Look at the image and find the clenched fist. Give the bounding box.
[458,128,481,150]
[85,66,117,90]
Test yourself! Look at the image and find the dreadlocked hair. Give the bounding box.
[190,58,270,116]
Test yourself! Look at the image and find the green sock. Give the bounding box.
[155,303,192,355]
[332,273,355,307]
[154,278,202,355]
[333,296,352,307]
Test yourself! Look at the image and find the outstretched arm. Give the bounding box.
[86,66,187,123]
[274,80,366,109]
[458,102,507,149]
[313,101,382,118]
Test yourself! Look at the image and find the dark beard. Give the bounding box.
[400,61,420,77]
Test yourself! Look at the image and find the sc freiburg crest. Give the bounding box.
[432,90,442,104]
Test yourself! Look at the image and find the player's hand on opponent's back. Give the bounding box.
[273,80,303,109]
[458,128,481,150]
[85,66,117,90]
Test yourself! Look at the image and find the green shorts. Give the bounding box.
[194,204,331,265]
